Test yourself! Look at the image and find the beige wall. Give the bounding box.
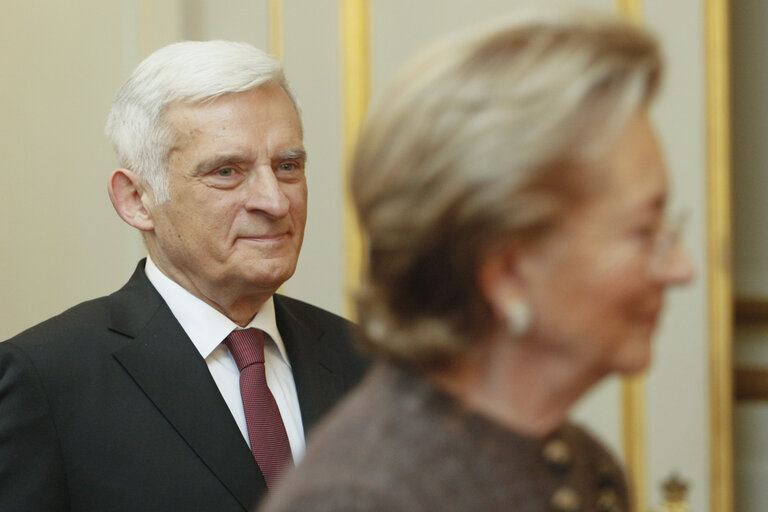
[0,1,719,510]
[280,0,348,314]
[1,0,141,341]
[643,0,710,508]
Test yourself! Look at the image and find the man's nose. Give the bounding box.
[243,167,290,218]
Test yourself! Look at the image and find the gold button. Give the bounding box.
[598,461,619,488]
[550,486,581,512]
[542,438,573,471]
[596,488,622,512]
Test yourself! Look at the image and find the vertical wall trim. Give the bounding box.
[615,3,646,512]
[268,0,283,60]
[340,0,370,317]
[269,0,284,296]
[705,0,734,510]
[621,375,647,512]
[137,0,155,58]
[615,0,644,21]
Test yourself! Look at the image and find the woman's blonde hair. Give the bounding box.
[351,6,662,366]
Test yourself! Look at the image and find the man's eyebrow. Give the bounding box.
[276,148,307,162]
[190,149,307,176]
[191,154,248,176]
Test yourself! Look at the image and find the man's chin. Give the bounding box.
[242,265,297,290]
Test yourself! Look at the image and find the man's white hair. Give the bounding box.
[105,40,300,203]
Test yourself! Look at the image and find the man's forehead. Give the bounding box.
[164,86,302,147]
[165,82,295,118]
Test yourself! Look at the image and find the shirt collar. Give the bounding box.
[144,256,290,365]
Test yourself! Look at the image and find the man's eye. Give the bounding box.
[216,167,236,177]
[278,162,298,171]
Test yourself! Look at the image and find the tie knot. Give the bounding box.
[225,328,266,371]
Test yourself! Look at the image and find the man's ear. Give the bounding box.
[107,169,155,232]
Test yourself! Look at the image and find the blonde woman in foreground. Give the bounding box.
[261,7,694,512]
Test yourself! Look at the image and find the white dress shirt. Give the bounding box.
[144,256,306,463]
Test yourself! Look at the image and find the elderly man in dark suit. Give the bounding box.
[0,41,367,512]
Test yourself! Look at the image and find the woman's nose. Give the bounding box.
[654,241,696,285]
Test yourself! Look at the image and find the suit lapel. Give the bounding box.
[108,263,266,511]
[274,295,347,432]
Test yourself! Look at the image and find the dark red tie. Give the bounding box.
[224,328,293,488]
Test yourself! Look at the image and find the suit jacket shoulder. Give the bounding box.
[0,263,258,511]
[0,262,369,512]
[273,294,369,431]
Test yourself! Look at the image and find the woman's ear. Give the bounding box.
[476,243,526,325]
[107,169,155,232]
[478,246,533,337]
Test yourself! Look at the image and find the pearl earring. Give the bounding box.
[505,299,531,337]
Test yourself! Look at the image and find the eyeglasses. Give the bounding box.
[648,209,689,276]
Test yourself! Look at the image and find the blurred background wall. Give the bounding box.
[0,1,746,511]
[731,1,768,511]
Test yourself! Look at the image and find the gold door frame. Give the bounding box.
[341,0,369,317]
[704,0,734,510]
[268,0,283,60]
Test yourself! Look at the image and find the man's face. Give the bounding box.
[145,83,307,319]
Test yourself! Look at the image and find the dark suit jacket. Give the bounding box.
[0,261,368,511]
